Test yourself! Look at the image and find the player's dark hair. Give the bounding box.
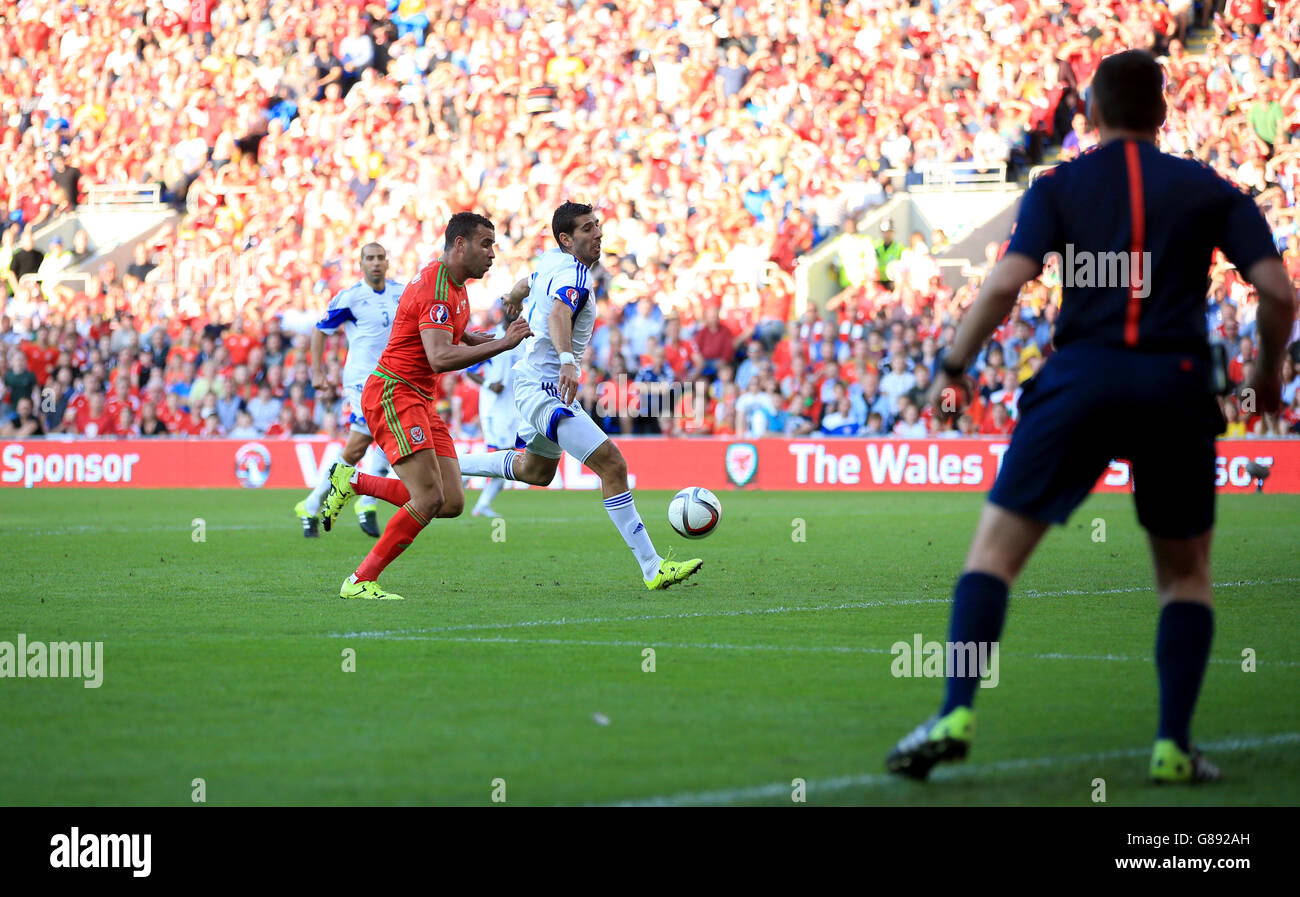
[445,211,493,247]
[1091,50,1166,132]
[552,201,594,249]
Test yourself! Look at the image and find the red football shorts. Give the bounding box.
[362,374,456,461]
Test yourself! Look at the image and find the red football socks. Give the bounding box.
[353,472,410,507]
[355,503,427,582]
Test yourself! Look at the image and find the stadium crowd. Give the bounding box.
[2,0,1300,442]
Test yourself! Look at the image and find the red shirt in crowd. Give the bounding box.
[662,338,693,377]
[176,413,206,436]
[187,0,220,34]
[979,412,1015,436]
[156,403,185,431]
[21,342,59,386]
[79,407,117,437]
[454,377,479,426]
[694,320,735,363]
[1225,0,1267,25]
[1228,351,1253,385]
[105,388,141,418]
[224,331,257,366]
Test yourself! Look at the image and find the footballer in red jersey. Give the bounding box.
[317,212,530,601]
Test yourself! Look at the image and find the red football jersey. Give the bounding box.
[224,331,256,366]
[453,376,479,426]
[105,393,140,421]
[80,408,117,437]
[20,342,55,386]
[374,260,469,399]
[663,339,693,377]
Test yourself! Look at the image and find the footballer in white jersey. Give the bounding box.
[295,242,402,538]
[458,202,703,591]
[510,246,607,461]
[316,282,404,435]
[516,249,598,386]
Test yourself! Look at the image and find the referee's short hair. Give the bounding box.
[1091,50,1167,132]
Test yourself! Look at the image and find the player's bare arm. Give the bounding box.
[1243,256,1298,413]
[548,299,581,404]
[459,331,495,347]
[930,251,1041,408]
[506,276,531,307]
[499,281,529,329]
[422,318,531,373]
[309,328,328,389]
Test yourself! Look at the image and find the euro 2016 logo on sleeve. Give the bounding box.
[725,442,758,487]
[234,442,272,488]
[410,426,426,445]
[429,304,450,325]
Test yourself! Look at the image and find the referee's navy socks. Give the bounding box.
[1155,601,1214,753]
[940,571,1010,715]
[941,572,1008,712]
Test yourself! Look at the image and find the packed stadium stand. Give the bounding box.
[2,0,1299,442]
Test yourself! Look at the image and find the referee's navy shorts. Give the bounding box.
[988,344,1225,539]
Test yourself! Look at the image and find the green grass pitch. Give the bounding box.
[1,488,1296,806]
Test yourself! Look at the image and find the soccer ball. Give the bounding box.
[668,487,722,539]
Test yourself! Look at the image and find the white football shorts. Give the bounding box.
[513,373,608,462]
[345,381,370,436]
[482,400,522,451]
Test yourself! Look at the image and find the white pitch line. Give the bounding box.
[365,633,1300,668]
[335,577,1300,640]
[16,516,595,536]
[337,597,954,639]
[20,523,284,536]
[388,635,883,653]
[1019,576,1300,597]
[602,732,1300,807]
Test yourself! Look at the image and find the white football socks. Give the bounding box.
[304,463,334,515]
[356,446,382,512]
[460,449,518,480]
[474,476,505,511]
[603,491,662,580]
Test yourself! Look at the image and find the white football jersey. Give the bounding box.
[515,248,597,381]
[316,278,405,389]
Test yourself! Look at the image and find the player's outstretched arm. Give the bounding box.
[309,329,328,389]
[422,318,532,374]
[548,300,581,404]
[1243,256,1297,413]
[507,277,531,307]
[462,279,533,348]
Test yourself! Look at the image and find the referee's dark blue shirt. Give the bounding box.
[1007,139,1280,355]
